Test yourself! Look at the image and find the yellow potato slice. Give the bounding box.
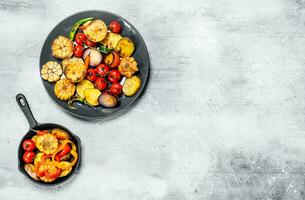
[84,88,101,106]
[84,19,107,42]
[115,37,135,57]
[76,80,94,98]
[123,75,142,96]
[101,32,122,49]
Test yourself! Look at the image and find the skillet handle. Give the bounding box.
[16,94,38,129]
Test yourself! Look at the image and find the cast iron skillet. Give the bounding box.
[40,10,150,120]
[16,93,81,186]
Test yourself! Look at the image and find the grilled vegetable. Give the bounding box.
[83,88,101,106]
[96,45,112,54]
[115,37,135,57]
[75,32,87,45]
[109,20,122,33]
[76,79,94,98]
[101,32,122,49]
[104,51,121,68]
[34,152,44,167]
[69,17,94,41]
[99,93,118,108]
[31,135,38,144]
[84,19,108,42]
[52,36,73,59]
[51,128,71,140]
[24,164,40,181]
[41,61,63,82]
[62,57,84,70]
[54,79,76,101]
[64,58,86,82]
[60,167,72,177]
[95,77,108,91]
[73,45,83,57]
[123,75,141,96]
[110,82,122,96]
[22,139,36,151]
[23,151,35,163]
[83,48,102,66]
[118,57,138,77]
[36,134,58,154]
[86,68,97,82]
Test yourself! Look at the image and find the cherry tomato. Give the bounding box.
[86,68,97,82]
[108,69,121,83]
[22,139,36,151]
[85,39,97,47]
[74,45,83,57]
[95,77,108,91]
[22,151,35,163]
[95,64,110,77]
[75,33,87,45]
[110,82,122,96]
[109,20,122,33]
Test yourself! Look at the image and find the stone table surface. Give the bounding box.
[1,0,305,199]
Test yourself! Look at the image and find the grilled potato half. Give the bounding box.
[64,57,86,83]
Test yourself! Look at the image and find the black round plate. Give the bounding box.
[40,10,150,120]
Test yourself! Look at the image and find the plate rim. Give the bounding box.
[39,10,150,120]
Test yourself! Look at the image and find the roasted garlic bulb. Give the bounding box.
[41,61,63,82]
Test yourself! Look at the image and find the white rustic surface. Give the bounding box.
[1,0,305,199]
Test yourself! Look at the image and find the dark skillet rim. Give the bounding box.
[17,123,81,186]
[39,10,150,120]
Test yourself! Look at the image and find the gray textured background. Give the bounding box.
[1,0,305,199]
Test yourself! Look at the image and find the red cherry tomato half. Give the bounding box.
[22,151,35,163]
[109,20,122,33]
[95,77,108,91]
[110,82,122,96]
[108,69,121,83]
[75,33,87,45]
[96,64,110,77]
[22,139,36,151]
[86,68,97,82]
[73,45,83,57]
[85,39,97,47]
